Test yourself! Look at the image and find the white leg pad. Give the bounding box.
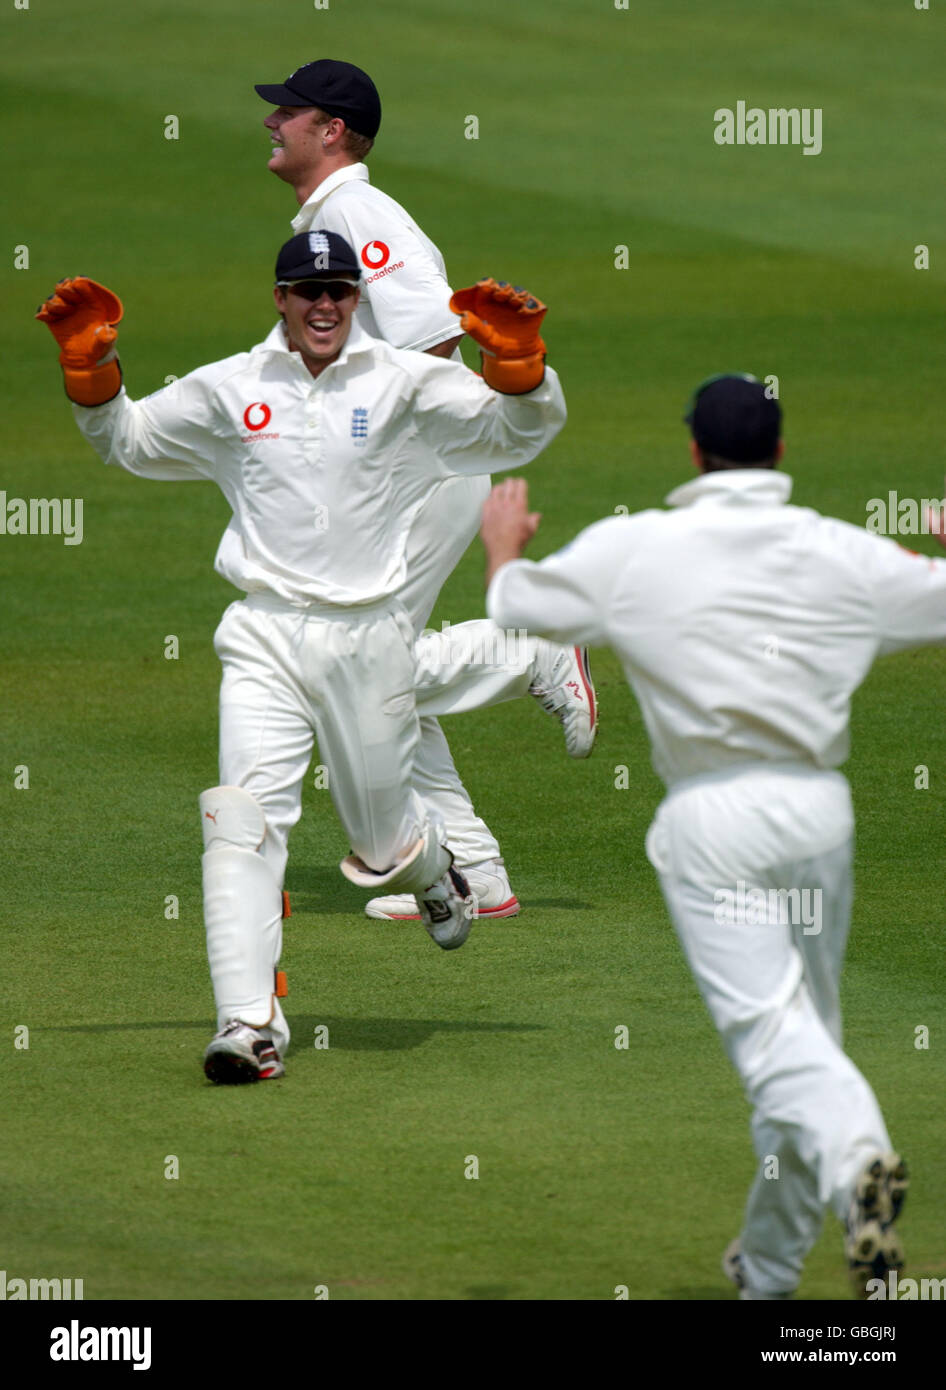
[340,827,451,895]
[201,784,266,853]
[200,786,285,1038]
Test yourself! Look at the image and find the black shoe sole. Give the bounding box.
[204,1051,260,1085]
[847,1155,909,1298]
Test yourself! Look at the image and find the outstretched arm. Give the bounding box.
[412,277,566,474]
[485,489,622,648]
[37,277,226,483]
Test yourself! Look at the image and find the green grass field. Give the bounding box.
[2,0,944,1302]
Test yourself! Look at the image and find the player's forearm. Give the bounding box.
[486,559,602,646]
[484,543,524,588]
[431,367,566,475]
[486,559,541,630]
[72,389,134,469]
[478,367,567,469]
[424,334,463,359]
[72,388,212,483]
[72,389,168,478]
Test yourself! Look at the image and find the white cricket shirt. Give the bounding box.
[487,469,946,787]
[73,320,565,606]
[291,164,459,352]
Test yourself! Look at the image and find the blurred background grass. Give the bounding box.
[0,0,943,1300]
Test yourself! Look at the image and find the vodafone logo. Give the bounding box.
[360,240,390,270]
[240,401,279,443]
[243,402,272,432]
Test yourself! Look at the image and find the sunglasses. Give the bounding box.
[279,279,359,303]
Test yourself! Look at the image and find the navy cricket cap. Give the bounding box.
[255,59,382,138]
[275,231,362,283]
[683,373,782,464]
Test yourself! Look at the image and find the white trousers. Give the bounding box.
[645,763,891,1297]
[214,593,534,889]
[398,473,501,867]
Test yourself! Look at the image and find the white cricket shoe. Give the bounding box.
[846,1153,908,1298]
[529,641,597,758]
[203,1020,285,1085]
[365,857,519,920]
[416,865,478,950]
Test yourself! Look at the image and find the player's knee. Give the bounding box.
[200,785,267,853]
[341,822,451,893]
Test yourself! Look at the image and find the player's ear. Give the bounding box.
[689,438,703,472]
[775,439,785,462]
[273,285,287,315]
[323,115,345,146]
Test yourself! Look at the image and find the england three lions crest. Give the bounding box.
[351,408,368,445]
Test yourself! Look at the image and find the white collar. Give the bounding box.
[665,469,793,509]
[291,163,370,231]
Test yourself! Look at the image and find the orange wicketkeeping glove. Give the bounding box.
[449,278,547,394]
[36,277,124,406]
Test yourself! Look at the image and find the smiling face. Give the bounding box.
[273,280,361,378]
[263,105,331,186]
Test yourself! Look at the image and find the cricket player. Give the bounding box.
[255,58,596,922]
[37,235,566,1084]
[480,374,939,1299]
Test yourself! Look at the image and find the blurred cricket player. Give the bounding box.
[478,374,945,1299]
